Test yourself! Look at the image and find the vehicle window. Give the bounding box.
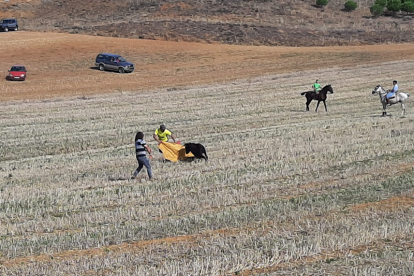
[104,56,110,62]
[118,56,126,62]
[11,67,25,71]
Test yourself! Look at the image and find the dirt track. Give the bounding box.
[2,32,414,101]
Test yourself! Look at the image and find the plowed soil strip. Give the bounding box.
[232,195,414,276]
[3,160,414,243]
[2,32,414,101]
[235,236,414,276]
[2,193,413,269]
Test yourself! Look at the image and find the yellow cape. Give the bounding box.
[159,142,194,162]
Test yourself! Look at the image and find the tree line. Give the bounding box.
[316,0,414,15]
[370,0,414,16]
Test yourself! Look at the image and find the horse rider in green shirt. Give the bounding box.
[312,79,322,94]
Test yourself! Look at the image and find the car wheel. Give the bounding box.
[4,27,8,32]
[14,26,18,31]
[99,64,105,71]
[118,67,125,74]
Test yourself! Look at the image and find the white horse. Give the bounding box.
[371,85,410,116]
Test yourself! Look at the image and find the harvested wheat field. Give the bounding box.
[1,32,414,275]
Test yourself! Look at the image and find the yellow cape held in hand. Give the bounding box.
[159,142,194,162]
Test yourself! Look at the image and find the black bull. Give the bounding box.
[184,143,208,161]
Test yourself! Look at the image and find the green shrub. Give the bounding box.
[401,1,414,12]
[375,0,387,7]
[344,0,358,11]
[316,0,329,7]
[370,4,385,16]
[387,0,401,12]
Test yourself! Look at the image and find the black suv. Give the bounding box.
[95,53,134,73]
[0,18,18,32]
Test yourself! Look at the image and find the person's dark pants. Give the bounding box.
[134,156,152,179]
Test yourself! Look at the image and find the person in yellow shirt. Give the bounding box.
[153,124,176,144]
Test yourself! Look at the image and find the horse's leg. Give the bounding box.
[382,102,387,116]
[306,97,311,111]
[315,101,320,112]
[323,100,327,112]
[401,102,406,116]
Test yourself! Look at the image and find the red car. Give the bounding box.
[6,65,27,81]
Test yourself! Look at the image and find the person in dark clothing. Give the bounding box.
[132,131,153,180]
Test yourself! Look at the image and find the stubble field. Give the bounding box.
[1,32,414,275]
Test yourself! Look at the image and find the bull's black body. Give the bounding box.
[184,143,208,161]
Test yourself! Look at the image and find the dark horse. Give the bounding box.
[300,84,334,112]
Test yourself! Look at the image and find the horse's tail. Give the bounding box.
[301,91,308,96]
[407,93,410,98]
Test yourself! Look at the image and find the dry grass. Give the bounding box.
[5,0,414,46]
[4,0,414,46]
[1,33,414,275]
